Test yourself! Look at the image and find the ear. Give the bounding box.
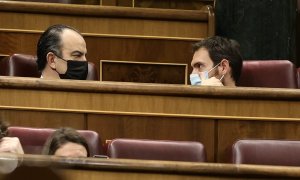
[46,52,56,69]
[218,59,230,75]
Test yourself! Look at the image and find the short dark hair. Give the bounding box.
[0,120,8,139]
[42,127,90,157]
[36,24,81,71]
[192,36,243,83]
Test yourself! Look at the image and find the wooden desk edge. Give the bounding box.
[0,76,299,100]
[1,154,300,178]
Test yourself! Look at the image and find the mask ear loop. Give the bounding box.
[206,62,222,80]
[207,62,221,73]
[218,59,227,82]
[219,74,225,81]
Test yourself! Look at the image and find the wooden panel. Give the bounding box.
[62,169,274,180]
[0,77,300,162]
[0,1,213,38]
[102,0,132,7]
[0,12,206,38]
[0,1,210,21]
[0,109,85,129]
[0,77,300,118]
[135,0,214,10]
[5,0,215,9]
[217,120,300,163]
[6,0,100,5]
[87,114,215,162]
[2,88,300,119]
[0,31,39,55]
[100,60,187,84]
[64,170,195,180]
[0,30,197,76]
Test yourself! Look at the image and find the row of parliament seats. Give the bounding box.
[0,54,99,80]
[0,54,299,88]
[8,126,103,156]
[7,127,300,166]
[8,126,206,162]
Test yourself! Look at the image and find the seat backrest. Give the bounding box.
[107,138,206,162]
[232,139,300,166]
[86,62,99,80]
[238,60,297,88]
[0,54,99,80]
[0,54,40,77]
[7,127,103,156]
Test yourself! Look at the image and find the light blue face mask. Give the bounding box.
[190,73,207,85]
[190,63,222,85]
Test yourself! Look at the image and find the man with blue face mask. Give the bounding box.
[37,24,88,80]
[190,36,243,87]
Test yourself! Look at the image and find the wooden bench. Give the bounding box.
[0,77,300,162]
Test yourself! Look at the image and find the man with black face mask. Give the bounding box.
[37,24,88,80]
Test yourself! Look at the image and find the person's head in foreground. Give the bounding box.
[43,127,89,157]
[37,24,88,80]
[0,120,24,154]
[190,36,243,87]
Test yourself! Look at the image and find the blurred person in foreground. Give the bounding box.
[42,127,89,158]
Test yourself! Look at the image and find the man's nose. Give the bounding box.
[191,68,199,74]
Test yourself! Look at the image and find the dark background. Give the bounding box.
[215,0,298,65]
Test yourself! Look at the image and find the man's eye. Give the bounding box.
[197,64,204,68]
[73,54,82,58]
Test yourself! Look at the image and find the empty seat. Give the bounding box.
[0,54,99,80]
[107,138,206,162]
[0,54,40,77]
[232,139,300,166]
[238,60,297,88]
[7,126,103,156]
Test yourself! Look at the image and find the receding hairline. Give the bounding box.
[59,28,86,52]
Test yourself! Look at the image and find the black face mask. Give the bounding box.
[59,60,88,80]
[53,53,88,80]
